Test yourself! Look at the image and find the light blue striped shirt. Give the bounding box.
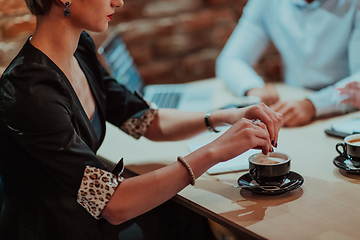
[216,0,360,116]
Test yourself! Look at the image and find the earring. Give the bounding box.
[64,2,70,17]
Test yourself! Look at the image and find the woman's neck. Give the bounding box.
[30,15,82,69]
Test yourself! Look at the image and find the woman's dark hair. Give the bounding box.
[24,0,54,16]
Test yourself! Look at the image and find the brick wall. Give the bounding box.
[0,0,282,84]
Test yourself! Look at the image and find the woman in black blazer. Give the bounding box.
[0,0,282,239]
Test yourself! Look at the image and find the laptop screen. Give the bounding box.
[98,35,144,94]
[98,33,214,111]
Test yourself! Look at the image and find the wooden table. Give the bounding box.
[97,78,360,240]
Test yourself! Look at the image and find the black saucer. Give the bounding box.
[237,171,304,195]
[333,155,360,174]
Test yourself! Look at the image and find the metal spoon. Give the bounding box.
[234,179,298,191]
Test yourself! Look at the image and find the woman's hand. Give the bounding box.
[205,118,274,164]
[212,103,283,147]
[242,103,283,146]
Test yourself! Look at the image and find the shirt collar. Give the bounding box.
[291,0,323,10]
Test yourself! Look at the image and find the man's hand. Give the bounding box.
[246,83,280,106]
[270,99,316,127]
[337,81,360,109]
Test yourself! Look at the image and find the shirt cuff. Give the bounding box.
[77,166,124,220]
[120,108,158,139]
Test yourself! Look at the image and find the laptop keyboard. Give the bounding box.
[151,92,182,108]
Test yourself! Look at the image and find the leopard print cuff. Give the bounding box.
[77,166,124,219]
[120,108,158,139]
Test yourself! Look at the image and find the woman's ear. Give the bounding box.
[56,0,70,7]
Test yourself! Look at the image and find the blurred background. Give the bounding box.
[0,0,282,85]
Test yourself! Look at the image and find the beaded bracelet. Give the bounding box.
[177,156,196,186]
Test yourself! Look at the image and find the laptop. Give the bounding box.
[97,33,214,111]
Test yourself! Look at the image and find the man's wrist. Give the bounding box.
[303,99,316,119]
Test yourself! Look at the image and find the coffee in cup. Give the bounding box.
[248,152,291,186]
[336,133,360,163]
[348,138,360,145]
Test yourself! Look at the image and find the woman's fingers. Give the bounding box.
[248,103,283,147]
[264,106,282,146]
[213,118,273,162]
[250,119,273,154]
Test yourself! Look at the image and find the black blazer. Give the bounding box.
[0,31,150,240]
